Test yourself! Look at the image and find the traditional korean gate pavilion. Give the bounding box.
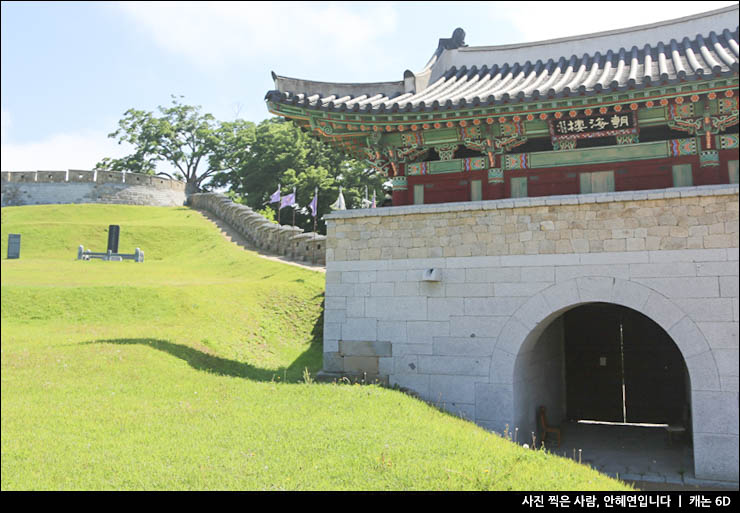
[266,6,739,484]
[266,6,739,205]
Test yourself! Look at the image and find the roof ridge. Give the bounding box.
[266,6,739,114]
[460,4,739,54]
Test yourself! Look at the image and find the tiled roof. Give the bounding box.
[266,6,739,114]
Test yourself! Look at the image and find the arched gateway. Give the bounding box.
[319,185,739,484]
[491,277,718,479]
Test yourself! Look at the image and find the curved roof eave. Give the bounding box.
[266,5,739,116]
[271,72,405,102]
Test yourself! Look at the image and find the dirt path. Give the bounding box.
[194,209,326,273]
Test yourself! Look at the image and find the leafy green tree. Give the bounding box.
[95,109,161,175]
[210,118,309,207]
[96,95,255,194]
[212,118,387,233]
[280,165,336,232]
[99,99,388,232]
[208,118,256,187]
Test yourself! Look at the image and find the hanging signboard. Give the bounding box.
[549,112,638,142]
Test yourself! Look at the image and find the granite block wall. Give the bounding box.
[322,184,739,482]
[188,192,326,266]
[1,170,186,207]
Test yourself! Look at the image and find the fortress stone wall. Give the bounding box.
[1,170,186,207]
[322,183,739,482]
[188,192,326,266]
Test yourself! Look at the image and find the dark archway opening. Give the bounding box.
[564,303,689,426]
[514,302,693,480]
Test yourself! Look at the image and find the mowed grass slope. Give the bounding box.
[1,204,631,490]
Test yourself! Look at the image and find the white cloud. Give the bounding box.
[1,117,190,178]
[494,1,738,44]
[0,130,133,171]
[1,108,10,143]
[116,1,398,73]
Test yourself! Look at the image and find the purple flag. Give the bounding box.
[309,190,318,217]
[280,192,296,209]
[269,186,281,204]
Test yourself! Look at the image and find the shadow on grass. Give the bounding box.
[87,299,325,384]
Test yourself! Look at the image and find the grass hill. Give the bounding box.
[1,204,632,490]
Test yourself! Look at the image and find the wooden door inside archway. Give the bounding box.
[564,303,688,425]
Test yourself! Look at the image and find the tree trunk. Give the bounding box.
[185,180,200,196]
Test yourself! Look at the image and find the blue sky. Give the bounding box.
[2,1,737,171]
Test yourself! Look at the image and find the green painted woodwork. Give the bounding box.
[522,119,550,136]
[471,179,482,201]
[267,79,735,134]
[598,171,615,193]
[699,150,720,168]
[429,159,462,174]
[278,105,305,116]
[413,184,424,205]
[391,176,408,190]
[407,157,487,176]
[717,134,740,150]
[488,168,503,184]
[424,128,459,144]
[693,99,707,117]
[637,106,669,126]
[384,133,405,146]
[729,160,739,184]
[580,170,615,194]
[672,163,693,187]
[267,80,737,193]
[708,97,719,115]
[510,176,528,198]
[616,134,639,145]
[527,140,670,169]
[434,144,457,161]
[579,173,592,194]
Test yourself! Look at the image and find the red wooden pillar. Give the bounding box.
[485,156,505,200]
[391,164,408,206]
[487,182,505,200]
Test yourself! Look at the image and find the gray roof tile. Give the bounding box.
[266,7,739,113]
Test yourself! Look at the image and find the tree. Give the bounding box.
[210,118,309,206]
[99,100,389,231]
[211,118,388,234]
[280,165,336,232]
[97,95,255,194]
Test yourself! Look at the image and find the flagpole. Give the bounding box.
[292,187,296,227]
[312,187,318,265]
[276,184,281,225]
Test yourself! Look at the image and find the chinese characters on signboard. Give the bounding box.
[549,112,638,141]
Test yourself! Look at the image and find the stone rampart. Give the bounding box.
[1,170,186,207]
[322,184,739,483]
[188,192,326,266]
[326,185,739,261]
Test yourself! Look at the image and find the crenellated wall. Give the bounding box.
[188,192,326,266]
[1,170,186,207]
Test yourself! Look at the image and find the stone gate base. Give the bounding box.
[322,184,739,483]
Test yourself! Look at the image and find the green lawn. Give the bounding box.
[1,204,632,490]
